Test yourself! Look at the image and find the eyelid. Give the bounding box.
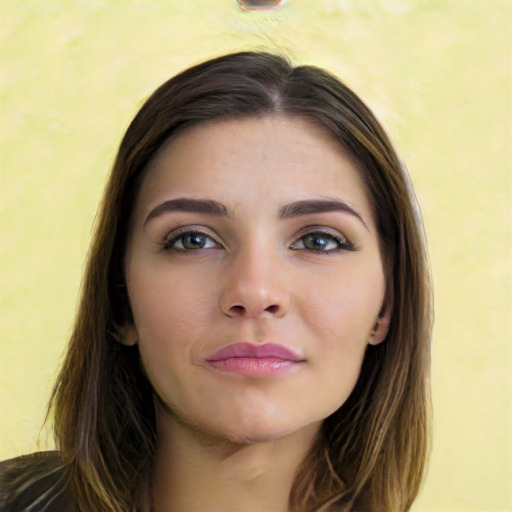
[294,225,348,241]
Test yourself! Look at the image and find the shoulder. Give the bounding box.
[0,451,77,511]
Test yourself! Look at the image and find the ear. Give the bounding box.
[118,324,138,346]
[369,303,392,346]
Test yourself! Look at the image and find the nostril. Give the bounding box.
[229,305,246,316]
[227,304,280,317]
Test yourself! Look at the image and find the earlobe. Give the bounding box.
[369,306,391,346]
[118,325,138,346]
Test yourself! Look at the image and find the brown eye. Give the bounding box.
[181,233,209,250]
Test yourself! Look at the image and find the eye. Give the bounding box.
[163,229,219,252]
[290,231,354,253]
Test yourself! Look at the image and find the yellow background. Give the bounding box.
[1,1,510,510]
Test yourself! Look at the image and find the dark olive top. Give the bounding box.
[0,451,76,511]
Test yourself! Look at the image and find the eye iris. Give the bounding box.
[303,234,331,250]
[182,233,207,249]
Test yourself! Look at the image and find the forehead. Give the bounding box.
[135,116,372,219]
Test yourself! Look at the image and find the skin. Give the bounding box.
[124,116,390,511]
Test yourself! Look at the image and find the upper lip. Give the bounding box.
[206,342,304,362]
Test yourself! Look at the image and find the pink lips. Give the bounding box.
[206,342,304,378]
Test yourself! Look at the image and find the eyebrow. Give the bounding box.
[144,198,230,227]
[278,198,368,229]
[143,197,367,230]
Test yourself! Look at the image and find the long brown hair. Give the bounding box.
[49,51,432,512]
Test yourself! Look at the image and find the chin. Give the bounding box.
[221,425,292,445]
[209,410,319,446]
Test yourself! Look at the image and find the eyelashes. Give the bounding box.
[161,226,356,255]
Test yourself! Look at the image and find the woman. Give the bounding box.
[0,51,432,512]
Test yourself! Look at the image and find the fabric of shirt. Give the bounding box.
[0,451,77,511]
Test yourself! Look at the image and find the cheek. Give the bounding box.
[127,266,220,373]
[297,258,386,346]
[293,257,386,410]
[127,267,219,402]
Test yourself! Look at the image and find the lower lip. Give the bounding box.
[207,357,301,377]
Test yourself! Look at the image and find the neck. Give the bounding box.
[151,411,320,512]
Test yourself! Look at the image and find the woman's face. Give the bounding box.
[125,116,389,444]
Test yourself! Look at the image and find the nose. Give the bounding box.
[219,247,290,319]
